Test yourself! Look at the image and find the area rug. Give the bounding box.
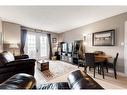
[41,61,79,82]
[35,61,127,89]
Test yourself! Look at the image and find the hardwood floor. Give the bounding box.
[34,61,127,89]
[84,68,127,89]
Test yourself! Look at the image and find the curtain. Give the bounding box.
[47,34,53,60]
[78,40,85,59]
[20,28,27,54]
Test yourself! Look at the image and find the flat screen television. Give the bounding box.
[62,43,67,52]
[68,43,73,53]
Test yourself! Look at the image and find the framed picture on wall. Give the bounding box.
[52,38,57,43]
[84,36,86,41]
[92,29,115,46]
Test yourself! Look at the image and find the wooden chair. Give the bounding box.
[106,53,119,79]
[78,53,85,68]
[78,59,85,68]
[84,53,103,78]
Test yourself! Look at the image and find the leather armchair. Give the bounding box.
[0,51,35,83]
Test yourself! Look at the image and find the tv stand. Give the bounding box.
[59,40,84,65]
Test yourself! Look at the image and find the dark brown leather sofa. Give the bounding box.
[0,70,103,89]
[0,73,36,89]
[0,51,36,83]
[38,70,103,89]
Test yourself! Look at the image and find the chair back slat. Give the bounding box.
[85,53,95,66]
[113,53,119,67]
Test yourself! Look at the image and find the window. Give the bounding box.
[25,31,49,59]
[40,35,48,57]
[27,34,36,58]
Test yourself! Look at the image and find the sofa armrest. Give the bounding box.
[6,59,36,66]
[14,55,29,60]
[0,73,36,89]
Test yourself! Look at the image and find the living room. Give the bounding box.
[0,5,127,93]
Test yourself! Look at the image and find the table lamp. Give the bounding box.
[9,43,19,55]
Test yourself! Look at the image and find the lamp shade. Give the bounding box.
[9,44,18,48]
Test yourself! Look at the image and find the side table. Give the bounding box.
[37,60,49,71]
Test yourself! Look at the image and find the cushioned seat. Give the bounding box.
[39,82,70,89]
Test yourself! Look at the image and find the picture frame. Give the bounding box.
[84,36,86,41]
[92,29,115,46]
[52,38,57,43]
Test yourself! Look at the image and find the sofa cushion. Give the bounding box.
[67,70,84,88]
[39,70,103,90]
[38,82,70,89]
[67,70,103,89]
[0,53,8,64]
[1,51,15,63]
[72,76,103,89]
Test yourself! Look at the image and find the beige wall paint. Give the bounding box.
[2,21,21,55]
[59,12,127,73]
[0,19,2,33]
[3,21,20,44]
[124,21,127,74]
[2,22,59,56]
[51,33,59,55]
[0,19,3,52]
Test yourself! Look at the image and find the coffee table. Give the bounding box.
[37,60,49,71]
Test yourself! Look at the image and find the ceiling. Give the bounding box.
[0,6,127,33]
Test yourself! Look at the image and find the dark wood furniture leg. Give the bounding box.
[94,67,95,78]
[84,66,87,73]
[114,67,117,79]
[78,62,80,68]
[105,61,108,73]
[101,63,105,79]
